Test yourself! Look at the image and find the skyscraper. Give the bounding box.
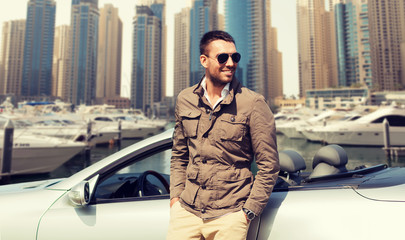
[97,4,122,101]
[173,8,190,98]
[297,0,337,97]
[267,26,283,102]
[150,0,167,100]
[0,20,25,96]
[131,4,163,115]
[21,0,56,97]
[67,0,99,105]
[189,0,218,86]
[225,0,278,100]
[52,25,70,98]
[368,0,405,91]
[331,0,372,88]
[224,0,248,87]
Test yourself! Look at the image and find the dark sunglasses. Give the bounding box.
[207,52,241,64]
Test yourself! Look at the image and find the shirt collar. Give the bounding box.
[201,77,230,109]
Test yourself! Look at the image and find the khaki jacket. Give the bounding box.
[170,78,279,219]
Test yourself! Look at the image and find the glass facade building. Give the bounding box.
[67,0,99,105]
[131,4,163,115]
[224,0,248,87]
[21,0,56,97]
[189,0,218,86]
[332,0,372,88]
[224,0,268,96]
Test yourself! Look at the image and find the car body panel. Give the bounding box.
[259,188,404,240]
[0,189,66,239]
[37,196,170,240]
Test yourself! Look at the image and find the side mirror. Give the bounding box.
[69,181,90,206]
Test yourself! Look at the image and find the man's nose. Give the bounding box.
[225,56,236,66]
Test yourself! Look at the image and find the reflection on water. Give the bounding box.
[9,130,405,184]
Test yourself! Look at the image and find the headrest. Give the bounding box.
[312,145,348,169]
[279,150,306,173]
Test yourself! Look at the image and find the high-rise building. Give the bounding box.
[225,0,275,100]
[96,4,122,102]
[297,0,337,97]
[67,0,99,105]
[150,0,167,100]
[368,0,405,91]
[52,25,70,98]
[189,0,218,86]
[266,1,283,102]
[131,4,163,115]
[21,0,56,97]
[173,8,190,98]
[224,0,248,88]
[330,0,372,88]
[267,27,283,102]
[0,20,25,96]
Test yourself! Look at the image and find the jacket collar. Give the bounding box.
[193,76,241,107]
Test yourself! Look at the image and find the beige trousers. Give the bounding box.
[166,201,250,240]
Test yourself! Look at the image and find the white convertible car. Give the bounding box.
[0,129,404,239]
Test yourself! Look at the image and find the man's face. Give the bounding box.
[200,40,238,86]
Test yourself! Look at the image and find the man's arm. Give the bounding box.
[244,95,280,216]
[169,103,189,204]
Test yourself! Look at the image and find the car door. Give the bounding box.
[37,148,172,240]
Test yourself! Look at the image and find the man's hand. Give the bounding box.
[170,197,179,208]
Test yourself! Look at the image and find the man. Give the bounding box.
[167,30,279,240]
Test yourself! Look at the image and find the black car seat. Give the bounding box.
[278,150,307,186]
[308,144,348,179]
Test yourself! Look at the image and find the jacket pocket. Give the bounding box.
[180,166,199,206]
[179,110,201,138]
[213,169,253,208]
[219,115,247,141]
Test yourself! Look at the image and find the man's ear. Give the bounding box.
[200,55,208,68]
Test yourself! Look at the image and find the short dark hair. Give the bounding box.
[200,30,235,55]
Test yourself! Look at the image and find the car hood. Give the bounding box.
[0,178,64,194]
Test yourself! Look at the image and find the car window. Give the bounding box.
[94,148,171,202]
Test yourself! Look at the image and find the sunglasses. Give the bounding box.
[206,52,241,64]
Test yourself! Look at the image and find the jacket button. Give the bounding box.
[201,209,206,214]
[206,109,211,114]
[201,185,206,189]
[230,116,235,122]
[202,159,207,164]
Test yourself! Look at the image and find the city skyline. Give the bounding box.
[0,0,300,98]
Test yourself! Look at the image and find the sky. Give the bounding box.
[0,0,299,98]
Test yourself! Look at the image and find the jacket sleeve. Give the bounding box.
[170,102,189,199]
[244,95,280,215]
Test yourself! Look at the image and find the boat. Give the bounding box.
[88,114,160,139]
[304,106,405,146]
[277,109,350,139]
[0,123,86,175]
[301,113,362,142]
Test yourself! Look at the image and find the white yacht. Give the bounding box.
[277,109,349,139]
[6,116,118,146]
[88,115,159,139]
[306,106,405,146]
[301,113,362,142]
[0,121,86,175]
